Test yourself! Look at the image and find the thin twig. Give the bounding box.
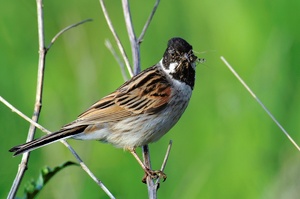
[47,18,93,51]
[8,1,46,198]
[1,97,49,134]
[138,0,160,43]
[155,140,173,190]
[1,96,116,199]
[220,56,300,152]
[105,39,128,81]
[160,140,173,172]
[99,0,133,77]
[122,0,140,74]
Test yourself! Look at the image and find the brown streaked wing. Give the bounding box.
[115,77,171,114]
[63,65,171,127]
[69,93,132,125]
[114,65,171,114]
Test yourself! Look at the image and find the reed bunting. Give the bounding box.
[10,37,200,181]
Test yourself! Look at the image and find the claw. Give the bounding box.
[154,170,167,182]
[142,168,167,183]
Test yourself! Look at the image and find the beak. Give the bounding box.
[184,53,189,61]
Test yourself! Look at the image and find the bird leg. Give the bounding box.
[129,148,167,183]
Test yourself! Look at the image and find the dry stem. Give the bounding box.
[221,56,300,152]
[122,0,140,74]
[7,1,114,198]
[2,97,115,198]
[138,0,160,43]
[47,18,93,51]
[99,0,168,198]
[105,39,128,81]
[99,0,133,77]
[155,140,173,190]
[7,1,46,198]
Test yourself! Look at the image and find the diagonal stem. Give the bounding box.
[1,96,115,199]
[105,39,128,81]
[47,18,92,50]
[221,56,300,152]
[99,0,133,77]
[155,140,172,189]
[138,0,160,43]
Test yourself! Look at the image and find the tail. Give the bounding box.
[9,125,87,156]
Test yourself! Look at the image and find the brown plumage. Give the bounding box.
[9,37,200,181]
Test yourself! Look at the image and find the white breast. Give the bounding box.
[73,61,193,149]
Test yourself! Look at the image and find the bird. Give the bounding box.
[9,37,200,182]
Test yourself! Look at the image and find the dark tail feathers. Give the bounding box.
[9,125,86,156]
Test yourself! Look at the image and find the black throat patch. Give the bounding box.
[162,37,197,89]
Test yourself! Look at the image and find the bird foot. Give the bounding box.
[142,168,167,183]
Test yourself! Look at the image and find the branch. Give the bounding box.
[138,0,160,43]
[99,1,171,198]
[122,0,140,74]
[8,0,46,197]
[1,96,115,198]
[7,1,114,198]
[105,39,128,81]
[121,0,167,197]
[155,140,172,190]
[221,56,300,152]
[47,18,93,51]
[120,1,158,196]
[99,0,133,77]
[142,145,157,198]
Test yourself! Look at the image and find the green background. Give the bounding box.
[1,0,300,198]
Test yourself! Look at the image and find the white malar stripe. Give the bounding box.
[160,59,178,74]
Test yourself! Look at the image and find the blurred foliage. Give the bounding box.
[1,0,300,198]
[21,161,78,199]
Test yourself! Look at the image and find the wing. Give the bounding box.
[63,65,171,128]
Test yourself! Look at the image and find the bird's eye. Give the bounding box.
[168,49,175,57]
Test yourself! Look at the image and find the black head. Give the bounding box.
[162,37,198,89]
